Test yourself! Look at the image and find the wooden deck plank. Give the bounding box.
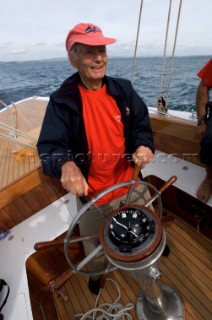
[65,277,86,315]
[161,263,211,320]
[77,275,97,307]
[59,276,79,320]
[164,208,212,252]
[112,270,139,303]
[174,218,212,252]
[166,226,211,275]
[70,276,91,313]
[161,270,205,320]
[167,239,211,291]
[161,254,212,316]
[52,275,70,320]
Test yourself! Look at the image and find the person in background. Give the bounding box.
[37,23,154,295]
[196,58,212,203]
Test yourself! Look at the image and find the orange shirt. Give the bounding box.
[197,58,212,88]
[79,84,134,204]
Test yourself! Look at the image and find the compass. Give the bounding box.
[109,207,154,247]
[100,204,163,262]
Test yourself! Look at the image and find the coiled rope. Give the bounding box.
[75,278,134,320]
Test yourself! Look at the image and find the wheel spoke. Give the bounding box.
[67,233,99,244]
[125,185,134,205]
[76,244,103,271]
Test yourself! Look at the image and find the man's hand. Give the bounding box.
[132,146,154,168]
[61,161,88,196]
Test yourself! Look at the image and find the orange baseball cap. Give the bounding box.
[65,23,117,52]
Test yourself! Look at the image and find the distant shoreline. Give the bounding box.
[0,54,211,64]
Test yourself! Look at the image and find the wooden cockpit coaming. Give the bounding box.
[0,168,67,233]
[150,113,202,167]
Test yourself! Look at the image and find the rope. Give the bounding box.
[0,132,37,150]
[165,0,183,109]
[131,0,144,82]
[159,0,172,96]
[0,121,37,141]
[75,278,134,320]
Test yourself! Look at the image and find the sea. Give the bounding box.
[0,55,211,112]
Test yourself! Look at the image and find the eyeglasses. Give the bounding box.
[85,26,101,34]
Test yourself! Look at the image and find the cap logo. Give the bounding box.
[85,25,101,34]
[65,23,116,52]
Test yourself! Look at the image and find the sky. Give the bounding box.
[0,0,211,62]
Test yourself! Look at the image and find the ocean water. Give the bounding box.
[0,56,210,112]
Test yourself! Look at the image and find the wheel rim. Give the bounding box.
[64,179,162,276]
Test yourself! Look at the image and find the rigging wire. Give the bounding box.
[0,132,37,150]
[131,0,144,82]
[0,121,37,141]
[131,0,183,111]
[165,0,183,109]
[159,0,172,96]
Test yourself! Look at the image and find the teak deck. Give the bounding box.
[0,98,47,190]
[0,98,66,232]
[53,214,212,320]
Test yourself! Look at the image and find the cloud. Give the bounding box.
[35,42,47,46]
[0,0,211,61]
[12,48,27,55]
[54,42,64,47]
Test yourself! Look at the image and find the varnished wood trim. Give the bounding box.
[0,167,48,208]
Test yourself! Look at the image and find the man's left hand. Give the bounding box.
[132,146,154,168]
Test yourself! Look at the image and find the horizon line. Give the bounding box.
[0,54,211,64]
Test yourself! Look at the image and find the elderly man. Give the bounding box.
[37,23,154,294]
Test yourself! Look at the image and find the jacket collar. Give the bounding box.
[51,72,122,112]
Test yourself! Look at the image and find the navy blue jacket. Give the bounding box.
[37,72,155,179]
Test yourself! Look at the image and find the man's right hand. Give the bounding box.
[61,161,88,196]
